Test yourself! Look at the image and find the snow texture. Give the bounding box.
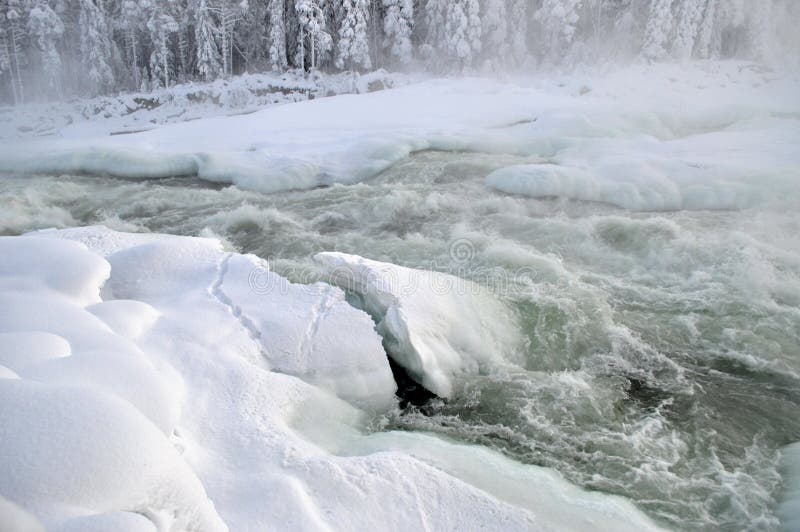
[0,226,665,531]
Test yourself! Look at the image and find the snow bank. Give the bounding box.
[0,226,665,531]
[1,62,798,211]
[0,69,403,141]
[314,252,524,398]
[485,119,800,211]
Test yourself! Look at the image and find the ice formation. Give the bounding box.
[0,226,664,531]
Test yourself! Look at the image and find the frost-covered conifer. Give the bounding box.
[481,0,508,70]
[28,1,64,93]
[147,2,179,88]
[80,0,115,95]
[269,0,288,70]
[642,0,674,61]
[382,0,412,65]
[336,0,371,70]
[673,0,704,60]
[534,0,583,62]
[195,0,222,80]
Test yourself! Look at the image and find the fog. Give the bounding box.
[2,0,800,105]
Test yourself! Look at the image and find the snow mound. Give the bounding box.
[47,228,396,411]
[486,118,800,211]
[0,236,110,306]
[0,380,226,531]
[314,252,524,398]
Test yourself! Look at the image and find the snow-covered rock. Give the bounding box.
[314,251,524,398]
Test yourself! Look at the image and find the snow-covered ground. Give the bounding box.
[0,69,404,141]
[2,61,800,531]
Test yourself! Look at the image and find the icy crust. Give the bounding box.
[1,63,799,211]
[484,119,800,211]
[779,442,800,531]
[0,226,666,531]
[314,251,525,398]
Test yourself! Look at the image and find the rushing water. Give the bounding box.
[2,151,799,530]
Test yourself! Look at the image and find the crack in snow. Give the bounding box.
[208,253,266,354]
[297,287,337,373]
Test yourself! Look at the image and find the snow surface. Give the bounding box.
[1,62,798,212]
[0,226,665,531]
[314,251,524,398]
[0,70,404,141]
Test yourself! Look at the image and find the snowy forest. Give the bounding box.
[0,0,797,104]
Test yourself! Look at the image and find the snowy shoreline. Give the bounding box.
[2,61,798,211]
[0,226,665,531]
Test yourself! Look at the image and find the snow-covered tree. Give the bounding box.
[4,0,27,103]
[268,0,288,71]
[28,1,64,93]
[118,0,145,88]
[507,0,529,67]
[80,0,115,95]
[420,0,446,68]
[382,0,412,65]
[534,0,583,62]
[195,0,222,80]
[673,0,704,61]
[481,0,508,70]
[748,0,775,63]
[295,0,333,70]
[443,0,480,71]
[694,0,720,59]
[336,0,371,70]
[147,1,179,88]
[642,0,674,61]
[0,0,797,103]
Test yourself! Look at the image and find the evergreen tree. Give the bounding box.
[382,0,412,65]
[481,0,508,70]
[507,0,528,67]
[443,0,480,71]
[642,0,674,61]
[336,0,371,70]
[80,0,115,95]
[195,0,222,80]
[673,0,704,60]
[268,0,288,70]
[146,0,179,88]
[534,0,583,63]
[118,0,145,89]
[5,0,27,103]
[28,1,64,94]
